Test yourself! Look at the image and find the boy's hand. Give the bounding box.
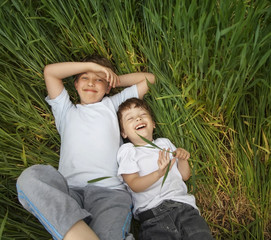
[173,148,190,161]
[95,65,120,89]
[157,148,176,177]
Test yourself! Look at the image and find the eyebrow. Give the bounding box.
[79,73,107,82]
[123,112,133,120]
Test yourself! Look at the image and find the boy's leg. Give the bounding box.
[138,200,213,240]
[173,202,213,240]
[63,220,99,240]
[17,165,91,240]
[138,201,179,240]
[84,186,134,240]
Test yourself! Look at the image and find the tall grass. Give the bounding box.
[0,0,270,239]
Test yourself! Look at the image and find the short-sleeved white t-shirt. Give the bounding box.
[46,85,138,189]
[117,138,198,218]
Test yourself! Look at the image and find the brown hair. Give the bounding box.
[117,98,153,133]
[74,54,115,82]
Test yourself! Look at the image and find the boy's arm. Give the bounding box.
[122,172,159,193]
[122,149,175,193]
[174,148,191,181]
[43,62,118,99]
[118,72,155,99]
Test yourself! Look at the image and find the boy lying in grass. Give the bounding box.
[17,55,155,240]
[117,98,213,240]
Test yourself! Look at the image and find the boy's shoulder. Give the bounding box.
[119,142,134,151]
[154,137,171,145]
[117,142,136,163]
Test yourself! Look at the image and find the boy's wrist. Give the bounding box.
[156,169,164,179]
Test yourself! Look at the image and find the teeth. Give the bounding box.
[136,124,146,130]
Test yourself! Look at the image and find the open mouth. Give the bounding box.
[135,124,146,130]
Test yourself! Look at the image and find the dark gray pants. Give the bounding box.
[138,200,213,240]
[17,164,134,240]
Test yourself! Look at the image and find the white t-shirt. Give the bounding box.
[117,138,198,218]
[46,85,138,189]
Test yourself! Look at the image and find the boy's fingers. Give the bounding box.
[109,72,113,86]
[163,149,167,162]
[180,152,190,161]
[158,151,164,165]
[104,70,110,82]
[162,149,168,165]
[111,73,119,88]
[107,85,112,93]
[166,148,169,159]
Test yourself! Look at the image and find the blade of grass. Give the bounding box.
[0,210,8,238]
[87,177,112,184]
[136,133,176,155]
[161,161,171,189]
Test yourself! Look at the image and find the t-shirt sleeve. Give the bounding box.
[45,88,73,134]
[117,143,140,176]
[109,85,138,111]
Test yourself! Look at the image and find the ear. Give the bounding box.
[74,80,78,90]
[105,85,111,94]
[121,131,128,139]
[153,121,156,128]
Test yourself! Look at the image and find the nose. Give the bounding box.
[87,78,95,87]
[136,116,142,121]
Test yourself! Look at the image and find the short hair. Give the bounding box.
[117,98,153,133]
[74,54,115,82]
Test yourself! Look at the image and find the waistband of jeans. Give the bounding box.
[137,208,155,222]
[137,200,175,222]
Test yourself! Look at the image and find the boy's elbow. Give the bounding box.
[127,180,143,193]
[130,187,141,193]
[128,182,141,193]
[43,65,52,78]
[148,73,155,84]
[182,173,191,181]
[131,186,146,193]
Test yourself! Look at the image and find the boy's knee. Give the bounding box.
[17,164,59,194]
[17,165,50,185]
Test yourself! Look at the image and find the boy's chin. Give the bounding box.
[136,130,153,139]
[80,97,104,104]
[134,135,153,145]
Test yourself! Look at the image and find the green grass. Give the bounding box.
[0,0,270,239]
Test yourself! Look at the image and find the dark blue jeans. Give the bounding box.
[138,200,213,240]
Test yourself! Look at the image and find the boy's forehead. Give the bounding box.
[126,104,139,111]
[80,72,99,78]
[122,105,145,116]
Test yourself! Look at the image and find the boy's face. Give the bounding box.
[121,104,155,145]
[74,72,110,104]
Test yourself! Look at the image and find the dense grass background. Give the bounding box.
[0,0,270,239]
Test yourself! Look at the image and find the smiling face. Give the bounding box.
[119,101,155,146]
[74,72,110,104]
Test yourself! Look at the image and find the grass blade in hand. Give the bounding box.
[161,161,171,189]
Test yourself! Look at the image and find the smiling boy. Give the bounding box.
[117,98,213,240]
